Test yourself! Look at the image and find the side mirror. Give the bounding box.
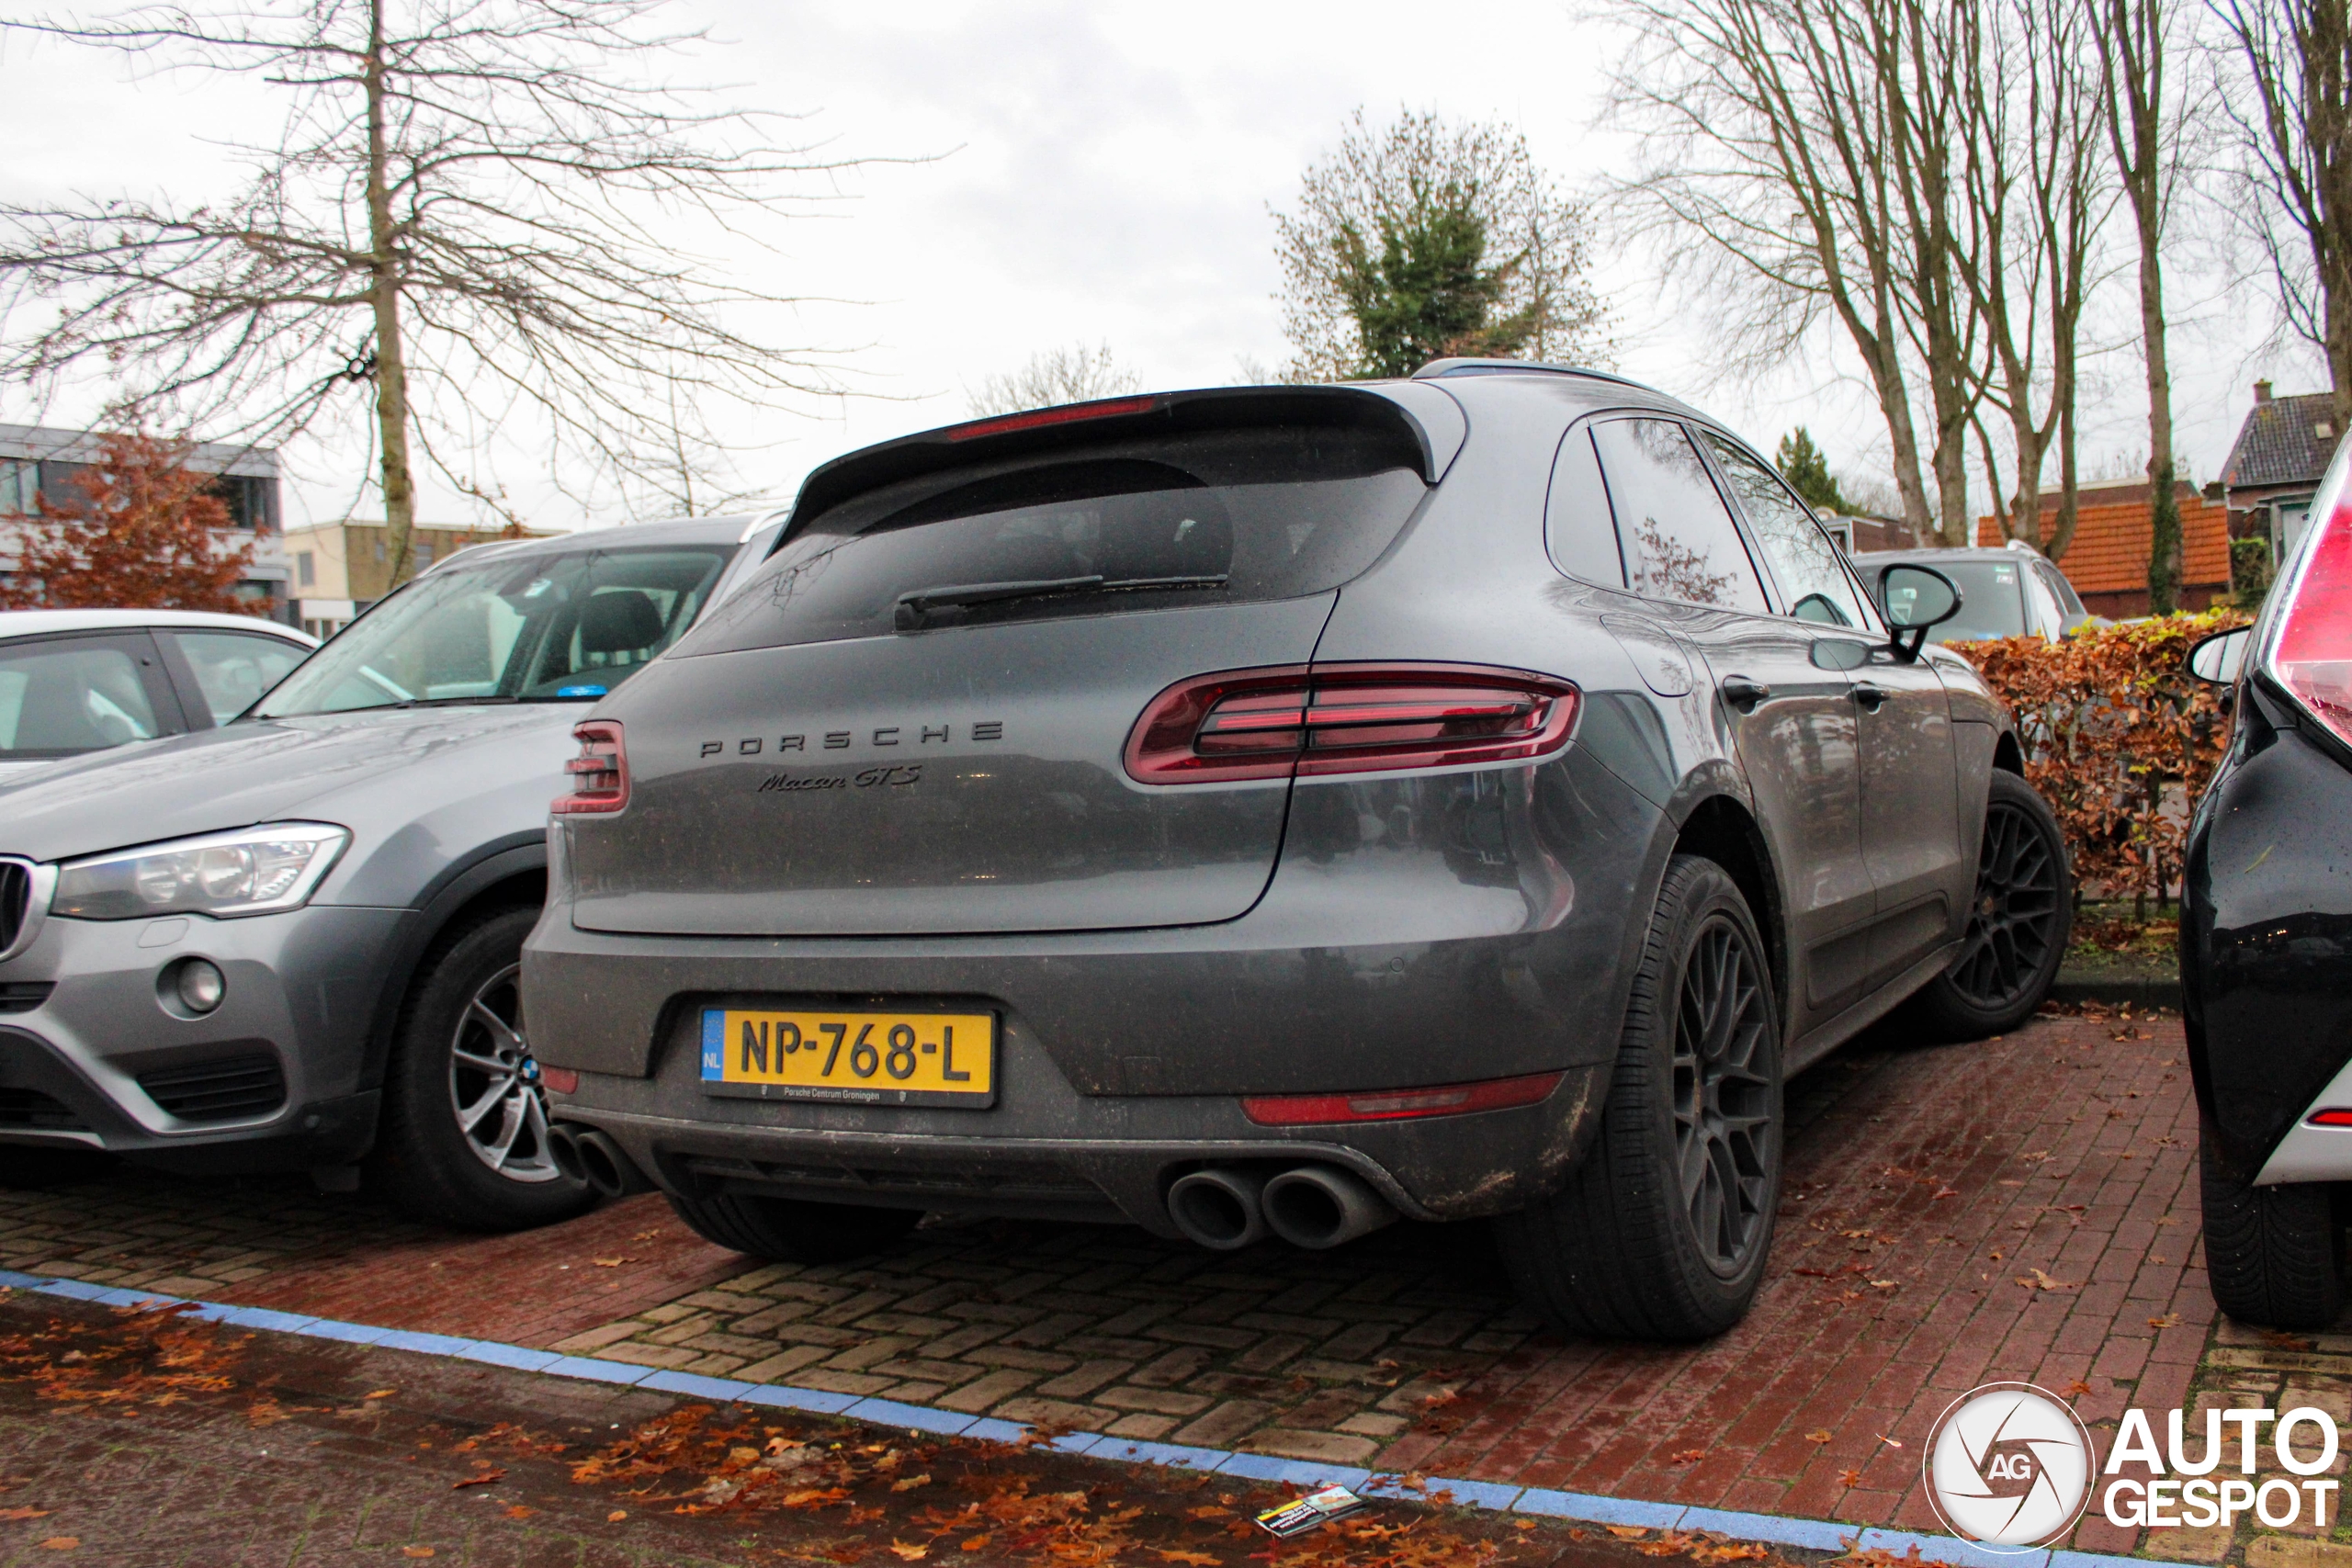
[2188,626,2252,687]
[1876,562,1963,662]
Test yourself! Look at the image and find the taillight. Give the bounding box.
[944,395,1159,442]
[1125,663,1579,784]
[553,721,629,815]
[1242,1070,1564,1126]
[2270,433,2352,749]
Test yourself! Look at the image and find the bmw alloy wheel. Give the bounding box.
[446,962,560,1183]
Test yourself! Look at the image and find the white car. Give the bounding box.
[0,610,317,784]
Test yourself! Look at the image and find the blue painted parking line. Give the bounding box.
[0,1267,2216,1568]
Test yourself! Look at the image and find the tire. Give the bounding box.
[370,906,595,1231]
[1495,854,1783,1340]
[1900,771,2074,1042]
[2202,1119,2344,1329]
[667,1189,922,1264]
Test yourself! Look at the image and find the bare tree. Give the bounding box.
[0,0,857,587]
[1954,0,2112,562]
[2098,0,2195,605]
[1272,109,1611,382]
[966,343,1141,416]
[2215,0,2352,424]
[1603,0,1987,542]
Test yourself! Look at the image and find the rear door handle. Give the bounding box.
[1720,676,1771,712]
[1852,682,1888,711]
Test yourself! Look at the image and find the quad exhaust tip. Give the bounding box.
[1166,1163,1397,1251]
[548,1122,651,1199]
[1167,1168,1270,1249]
[1262,1165,1398,1249]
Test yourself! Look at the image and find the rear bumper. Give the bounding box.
[2185,710,2352,1181]
[547,1027,1607,1231]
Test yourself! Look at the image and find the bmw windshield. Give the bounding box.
[253,544,732,718]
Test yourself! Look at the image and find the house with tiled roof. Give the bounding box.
[1973,476,2231,618]
[2219,380,2341,560]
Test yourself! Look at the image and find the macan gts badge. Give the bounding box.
[525,365,2074,1344]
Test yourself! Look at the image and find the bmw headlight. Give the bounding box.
[51,824,351,920]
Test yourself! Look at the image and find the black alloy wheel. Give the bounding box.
[1902,771,2074,1040]
[1672,916,1776,1275]
[1495,854,1785,1340]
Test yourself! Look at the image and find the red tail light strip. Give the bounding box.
[553,720,630,815]
[1125,663,1579,784]
[2309,1109,2352,1127]
[1242,1070,1564,1126]
[944,396,1160,443]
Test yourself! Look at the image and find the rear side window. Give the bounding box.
[1589,419,1769,614]
[1699,434,1871,628]
[682,425,1430,653]
[1545,426,1626,586]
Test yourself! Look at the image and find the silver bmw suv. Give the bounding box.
[0,513,775,1227]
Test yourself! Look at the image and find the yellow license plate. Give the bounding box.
[699,1007,996,1107]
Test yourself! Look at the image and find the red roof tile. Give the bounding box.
[1975,487,2230,596]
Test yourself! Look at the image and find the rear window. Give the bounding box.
[679,425,1429,653]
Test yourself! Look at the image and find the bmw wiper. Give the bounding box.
[895,574,1229,629]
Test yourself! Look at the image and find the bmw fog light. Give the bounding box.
[173,959,226,1015]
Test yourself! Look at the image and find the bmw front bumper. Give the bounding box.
[0,902,403,1170]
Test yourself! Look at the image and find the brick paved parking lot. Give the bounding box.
[0,1008,2253,1561]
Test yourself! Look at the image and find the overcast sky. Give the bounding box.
[0,0,2324,535]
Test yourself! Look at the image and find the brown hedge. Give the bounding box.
[1949,609,2249,907]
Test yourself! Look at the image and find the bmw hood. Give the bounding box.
[0,705,580,865]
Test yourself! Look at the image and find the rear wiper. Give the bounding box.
[895,574,1229,629]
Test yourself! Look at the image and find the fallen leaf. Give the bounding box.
[1839,1469,1863,1487]
[366,1390,396,1400]
[1159,1553,1219,1566]
[1607,1526,1651,1539]
[1931,1188,1960,1200]
[888,1542,928,1561]
[2018,1269,2075,1292]
[503,1505,536,1520]
[606,1510,628,1523]
[38,1542,75,1553]
[1805,1429,1833,1444]
[451,1469,505,1490]
[1186,1506,1232,1519]
[401,1551,434,1562]
[960,1539,991,1553]
[1669,1448,1705,1464]
[1876,1434,1904,1448]
[2064,1380,2093,1397]
[2148,1314,2181,1329]
[1869,1280,1898,1291]
[889,1472,932,1492]
[1515,1520,1539,1532]
[0,1508,50,1520]
[592,1258,631,1269]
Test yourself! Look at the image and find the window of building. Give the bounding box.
[295,550,316,587]
[0,460,32,516]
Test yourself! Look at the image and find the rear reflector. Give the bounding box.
[2310,1109,2352,1127]
[553,720,629,815]
[944,396,1160,443]
[540,1066,580,1094]
[1242,1071,1564,1126]
[1126,663,1578,784]
[2269,431,2352,748]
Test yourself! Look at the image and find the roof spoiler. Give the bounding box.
[782,383,1466,547]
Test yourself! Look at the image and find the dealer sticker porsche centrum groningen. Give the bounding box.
[699,1007,997,1108]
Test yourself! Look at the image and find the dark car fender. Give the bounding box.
[352,832,548,1095]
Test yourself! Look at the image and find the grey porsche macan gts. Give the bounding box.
[521,362,2069,1340]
